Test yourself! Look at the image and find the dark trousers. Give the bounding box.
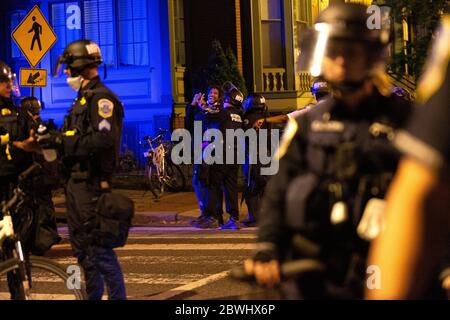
[193,164,224,219]
[65,178,126,300]
[243,163,267,221]
[206,164,239,220]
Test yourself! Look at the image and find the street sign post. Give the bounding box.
[11,5,57,68]
[19,68,47,87]
[11,5,56,96]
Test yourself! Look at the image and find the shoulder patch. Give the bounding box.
[416,16,450,104]
[275,116,299,160]
[98,98,114,118]
[98,119,111,131]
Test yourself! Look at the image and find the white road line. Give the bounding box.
[131,233,256,238]
[0,293,79,300]
[57,226,257,234]
[123,273,212,285]
[53,256,245,266]
[53,243,256,251]
[146,270,230,300]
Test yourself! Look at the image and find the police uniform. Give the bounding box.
[257,90,412,298]
[242,101,271,226]
[61,75,126,300]
[393,17,450,296]
[0,96,31,202]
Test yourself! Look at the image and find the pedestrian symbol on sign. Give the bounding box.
[28,16,42,51]
[11,5,57,67]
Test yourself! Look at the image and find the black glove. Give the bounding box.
[253,249,278,263]
[36,124,63,149]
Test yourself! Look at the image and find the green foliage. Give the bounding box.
[225,47,248,96]
[385,0,448,79]
[192,40,247,96]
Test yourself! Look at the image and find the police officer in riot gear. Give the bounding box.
[311,79,330,101]
[241,94,271,227]
[20,40,126,299]
[287,79,330,119]
[367,14,450,299]
[0,61,30,203]
[201,84,244,230]
[244,3,412,299]
[0,61,35,299]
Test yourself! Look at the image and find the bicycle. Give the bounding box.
[142,129,186,200]
[0,163,86,300]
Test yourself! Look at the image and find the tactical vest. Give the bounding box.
[62,86,123,178]
[285,97,406,238]
[0,98,25,176]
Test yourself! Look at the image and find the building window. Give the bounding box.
[294,0,309,36]
[293,0,310,71]
[84,0,115,66]
[260,0,284,68]
[10,11,26,58]
[174,0,186,66]
[49,0,149,72]
[118,0,149,66]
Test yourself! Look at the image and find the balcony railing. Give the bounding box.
[297,71,312,92]
[263,68,287,92]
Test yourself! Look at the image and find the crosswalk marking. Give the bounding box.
[0,229,255,300]
[53,243,256,251]
[147,271,230,300]
[0,293,78,300]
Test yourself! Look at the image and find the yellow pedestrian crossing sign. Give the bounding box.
[11,5,57,67]
[20,68,47,87]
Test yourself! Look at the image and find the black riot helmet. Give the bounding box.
[54,40,102,77]
[0,60,20,97]
[0,61,14,83]
[222,81,244,107]
[298,3,391,91]
[21,96,43,116]
[243,94,267,113]
[311,79,330,100]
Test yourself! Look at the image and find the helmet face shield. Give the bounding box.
[0,66,20,97]
[53,55,65,77]
[297,3,390,87]
[297,23,332,77]
[53,40,103,77]
[298,25,384,84]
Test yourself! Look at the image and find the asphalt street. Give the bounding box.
[43,225,278,300]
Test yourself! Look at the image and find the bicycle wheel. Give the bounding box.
[146,164,163,199]
[0,256,86,300]
[163,162,186,192]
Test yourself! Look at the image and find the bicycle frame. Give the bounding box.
[0,163,42,299]
[144,134,167,182]
[0,195,31,299]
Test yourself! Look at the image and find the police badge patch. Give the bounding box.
[98,99,114,118]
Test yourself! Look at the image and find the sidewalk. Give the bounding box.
[53,190,250,226]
